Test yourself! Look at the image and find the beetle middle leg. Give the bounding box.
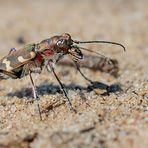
[46,61,76,113]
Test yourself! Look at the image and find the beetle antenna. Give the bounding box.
[73,40,126,51]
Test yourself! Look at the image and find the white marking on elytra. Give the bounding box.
[18,52,36,63]
[30,52,36,58]
[2,59,13,71]
[18,56,27,62]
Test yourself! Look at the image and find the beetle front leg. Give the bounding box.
[74,61,92,83]
[28,70,42,120]
[46,62,76,113]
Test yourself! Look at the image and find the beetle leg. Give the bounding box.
[9,48,17,55]
[28,70,42,120]
[21,61,42,78]
[74,61,93,83]
[74,61,109,93]
[46,62,76,113]
[0,69,18,79]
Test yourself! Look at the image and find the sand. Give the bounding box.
[0,0,148,148]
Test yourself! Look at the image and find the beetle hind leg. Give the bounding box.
[9,48,17,55]
[28,70,42,120]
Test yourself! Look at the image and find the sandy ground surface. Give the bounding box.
[0,0,148,148]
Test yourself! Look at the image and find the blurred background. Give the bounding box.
[0,0,147,69]
[0,0,147,48]
[0,0,147,147]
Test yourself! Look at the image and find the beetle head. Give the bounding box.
[57,33,73,49]
[56,33,83,61]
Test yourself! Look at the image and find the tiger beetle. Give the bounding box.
[0,33,125,120]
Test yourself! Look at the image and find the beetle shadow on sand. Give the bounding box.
[7,80,123,99]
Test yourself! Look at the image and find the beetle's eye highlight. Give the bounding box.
[57,39,66,47]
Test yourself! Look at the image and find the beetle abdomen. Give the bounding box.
[0,44,36,72]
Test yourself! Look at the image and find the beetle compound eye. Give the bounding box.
[57,39,66,47]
